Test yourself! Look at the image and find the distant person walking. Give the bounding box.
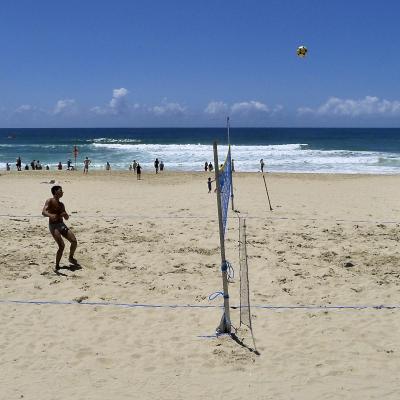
[67,159,72,170]
[160,160,164,171]
[83,157,91,174]
[154,158,159,174]
[6,162,10,171]
[208,162,213,172]
[42,185,78,273]
[106,162,111,171]
[260,159,265,173]
[132,160,137,173]
[231,159,235,172]
[204,162,208,172]
[16,157,22,171]
[136,163,142,180]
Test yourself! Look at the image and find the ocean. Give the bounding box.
[1,127,400,174]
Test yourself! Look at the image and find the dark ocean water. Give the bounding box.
[1,127,400,173]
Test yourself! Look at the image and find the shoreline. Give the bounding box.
[2,169,400,177]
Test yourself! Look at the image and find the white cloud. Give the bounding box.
[272,104,283,114]
[150,100,186,116]
[91,87,129,115]
[53,99,76,115]
[15,104,37,113]
[204,101,228,115]
[231,100,270,114]
[298,96,400,116]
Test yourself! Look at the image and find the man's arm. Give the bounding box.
[42,199,59,222]
[59,202,69,220]
[42,199,54,218]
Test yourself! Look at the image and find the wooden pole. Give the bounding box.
[262,173,273,211]
[227,117,234,211]
[213,141,231,334]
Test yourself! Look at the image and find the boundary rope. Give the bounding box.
[1,299,399,310]
[1,213,400,225]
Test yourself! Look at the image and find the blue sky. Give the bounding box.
[1,0,400,127]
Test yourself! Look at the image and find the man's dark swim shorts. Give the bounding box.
[49,222,69,237]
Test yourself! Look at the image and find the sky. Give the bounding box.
[1,0,400,128]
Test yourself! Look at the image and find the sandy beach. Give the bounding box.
[1,170,400,399]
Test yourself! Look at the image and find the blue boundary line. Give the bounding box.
[1,299,399,310]
[2,214,400,225]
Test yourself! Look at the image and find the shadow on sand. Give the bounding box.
[55,264,82,276]
[231,333,260,356]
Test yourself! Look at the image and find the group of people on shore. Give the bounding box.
[204,161,214,172]
[204,159,235,172]
[6,156,267,173]
[6,157,92,172]
[128,158,164,178]
[12,157,49,171]
[129,160,142,179]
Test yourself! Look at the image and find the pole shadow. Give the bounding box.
[230,333,260,356]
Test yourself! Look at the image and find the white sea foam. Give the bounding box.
[2,141,400,174]
[91,138,141,144]
[80,143,400,174]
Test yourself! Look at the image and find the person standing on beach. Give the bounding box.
[208,162,213,172]
[231,159,235,172]
[106,161,111,171]
[160,160,164,171]
[260,159,265,173]
[42,185,78,273]
[6,163,10,171]
[136,163,142,180]
[132,160,137,173]
[207,177,215,193]
[16,157,22,171]
[83,157,91,174]
[154,158,159,174]
[204,161,208,172]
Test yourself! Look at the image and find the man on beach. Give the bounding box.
[42,185,78,272]
[83,157,91,174]
[16,156,22,171]
[260,158,265,173]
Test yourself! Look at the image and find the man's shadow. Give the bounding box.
[55,263,82,276]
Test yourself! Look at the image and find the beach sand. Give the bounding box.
[1,170,400,399]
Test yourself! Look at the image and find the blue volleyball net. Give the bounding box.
[218,145,232,236]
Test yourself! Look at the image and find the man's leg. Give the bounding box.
[65,230,78,264]
[51,230,65,270]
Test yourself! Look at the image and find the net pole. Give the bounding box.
[227,117,234,211]
[213,141,232,334]
[262,173,273,211]
[73,144,78,170]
